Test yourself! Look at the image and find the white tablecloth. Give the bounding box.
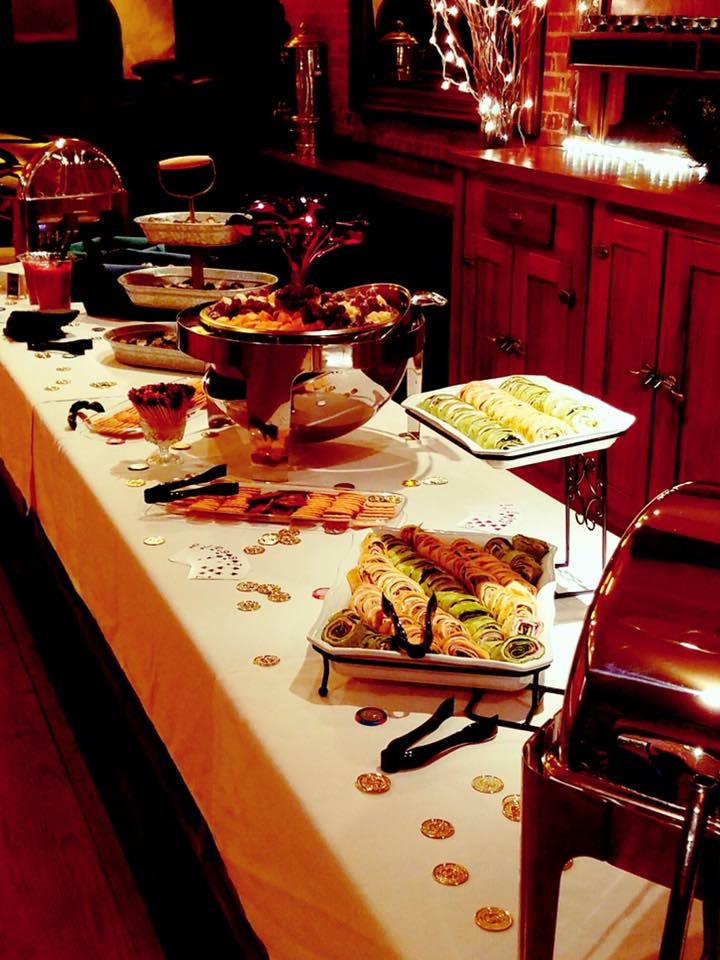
[0,302,702,959]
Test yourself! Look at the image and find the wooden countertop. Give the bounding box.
[260,147,454,217]
[452,144,720,229]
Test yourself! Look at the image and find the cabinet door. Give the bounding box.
[511,249,580,386]
[450,236,513,384]
[584,211,665,531]
[651,234,720,496]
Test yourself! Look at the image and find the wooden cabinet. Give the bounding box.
[651,234,720,496]
[451,176,590,389]
[452,156,720,533]
[583,210,666,531]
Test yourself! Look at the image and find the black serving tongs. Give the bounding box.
[381,592,437,660]
[143,463,239,504]
[380,696,498,773]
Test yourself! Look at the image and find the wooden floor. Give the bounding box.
[0,562,166,960]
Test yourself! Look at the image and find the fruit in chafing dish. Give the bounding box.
[200,283,399,334]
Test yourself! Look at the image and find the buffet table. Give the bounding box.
[0,301,702,959]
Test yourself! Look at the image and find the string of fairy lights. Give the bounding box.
[429,0,547,141]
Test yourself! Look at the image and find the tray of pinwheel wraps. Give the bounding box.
[402,375,635,467]
[308,525,556,691]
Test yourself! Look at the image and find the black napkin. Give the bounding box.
[4,309,79,343]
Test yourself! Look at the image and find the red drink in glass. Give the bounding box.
[19,253,72,310]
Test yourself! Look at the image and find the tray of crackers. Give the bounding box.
[159,481,405,528]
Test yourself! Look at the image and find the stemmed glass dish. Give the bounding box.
[157,155,216,223]
[128,382,196,464]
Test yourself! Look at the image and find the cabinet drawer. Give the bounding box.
[483,189,555,246]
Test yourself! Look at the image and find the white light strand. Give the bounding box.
[562,136,707,185]
[430,0,545,143]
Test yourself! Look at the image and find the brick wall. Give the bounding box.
[281,0,575,149]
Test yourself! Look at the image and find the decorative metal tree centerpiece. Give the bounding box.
[430,0,547,145]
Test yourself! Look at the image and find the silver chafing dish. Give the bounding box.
[0,134,126,253]
[520,481,720,960]
[177,283,444,478]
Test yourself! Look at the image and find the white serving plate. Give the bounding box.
[118,266,277,310]
[402,375,635,469]
[307,527,556,691]
[134,212,242,246]
[103,323,206,374]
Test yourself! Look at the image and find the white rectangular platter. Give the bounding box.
[307,527,556,691]
[402,375,635,469]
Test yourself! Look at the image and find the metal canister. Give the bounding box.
[379,21,418,83]
[284,23,327,158]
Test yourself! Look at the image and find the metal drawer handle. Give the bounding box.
[490,334,524,355]
[508,211,524,224]
[558,288,576,308]
[628,364,686,402]
[661,374,685,404]
[593,244,610,260]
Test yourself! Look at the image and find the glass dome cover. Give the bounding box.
[17,137,124,200]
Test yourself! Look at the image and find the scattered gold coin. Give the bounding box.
[355,772,391,795]
[421,819,455,840]
[236,581,260,592]
[106,437,125,445]
[127,462,150,472]
[257,583,281,595]
[501,794,521,822]
[34,351,51,359]
[472,775,505,795]
[44,385,60,392]
[143,536,166,546]
[432,863,469,886]
[89,380,117,389]
[170,440,191,450]
[55,379,70,385]
[237,600,261,612]
[268,591,291,603]
[56,366,71,372]
[126,478,146,487]
[258,532,279,546]
[243,545,265,555]
[402,479,419,487]
[253,654,280,666]
[475,907,513,932]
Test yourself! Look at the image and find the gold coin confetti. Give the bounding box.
[420,819,455,840]
[472,775,505,795]
[34,351,51,359]
[170,440,191,450]
[128,462,150,471]
[55,378,70,385]
[432,863,469,886]
[237,600,261,612]
[402,479,419,487]
[236,581,260,592]
[355,772,391,795]
[501,795,521,822]
[423,475,448,486]
[44,385,60,391]
[106,437,125,445]
[268,591,291,603]
[475,907,513,932]
[143,536,166,546]
[253,654,280,666]
[126,478,146,487]
[89,380,117,389]
[257,583,281,595]
[61,353,76,359]
[258,532,279,546]
[56,366,72,371]
[243,545,265,555]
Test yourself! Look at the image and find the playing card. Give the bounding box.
[170,543,249,579]
[458,504,519,533]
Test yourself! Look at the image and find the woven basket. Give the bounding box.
[134,212,239,247]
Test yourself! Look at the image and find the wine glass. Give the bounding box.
[128,383,196,465]
[157,155,216,223]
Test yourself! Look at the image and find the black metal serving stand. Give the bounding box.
[312,643,565,732]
